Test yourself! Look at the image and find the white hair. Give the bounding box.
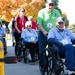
[25,21,32,27]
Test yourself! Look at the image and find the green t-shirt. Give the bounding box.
[37,8,61,32]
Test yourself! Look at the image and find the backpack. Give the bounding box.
[12,17,15,29]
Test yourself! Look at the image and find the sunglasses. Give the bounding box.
[49,3,54,6]
[20,11,25,12]
[58,22,64,24]
[27,25,31,27]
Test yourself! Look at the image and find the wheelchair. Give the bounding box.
[16,38,39,63]
[39,43,75,75]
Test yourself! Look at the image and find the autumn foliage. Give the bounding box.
[0,0,45,22]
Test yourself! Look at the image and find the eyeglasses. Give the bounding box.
[49,3,54,6]
[58,22,64,24]
[27,25,31,27]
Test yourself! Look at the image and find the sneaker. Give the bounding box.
[29,59,35,63]
[13,42,15,46]
[65,70,75,75]
[4,51,8,55]
[70,73,75,75]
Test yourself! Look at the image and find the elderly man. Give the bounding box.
[48,16,75,71]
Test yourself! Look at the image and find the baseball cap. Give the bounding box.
[46,0,54,3]
[56,16,64,23]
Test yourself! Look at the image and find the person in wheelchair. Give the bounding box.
[21,21,39,62]
[48,16,75,72]
[0,21,7,55]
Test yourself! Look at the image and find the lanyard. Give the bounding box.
[57,28,65,39]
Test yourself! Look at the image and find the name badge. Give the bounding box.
[31,37,35,41]
[62,39,68,45]
[47,23,52,28]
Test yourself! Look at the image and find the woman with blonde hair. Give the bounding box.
[28,16,37,30]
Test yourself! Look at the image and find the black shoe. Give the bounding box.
[29,59,35,63]
[4,51,8,55]
[13,42,15,46]
[17,56,22,62]
[70,68,75,71]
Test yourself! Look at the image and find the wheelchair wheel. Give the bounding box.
[23,48,29,63]
[17,55,22,62]
[16,42,22,62]
[39,48,53,75]
[23,49,28,63]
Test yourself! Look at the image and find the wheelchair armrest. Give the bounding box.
[20,38,26,46]
[48,42,58,50]
[48,42,65,60]
[72,39,75,47]
[72,42,75,48]
[19,38,23,41]
[48,42,54,47]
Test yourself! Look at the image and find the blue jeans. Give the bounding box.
[59,44,75,70]
[38,31,48,66]
[0,38,4,45]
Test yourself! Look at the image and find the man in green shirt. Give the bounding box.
[37,0,61,68]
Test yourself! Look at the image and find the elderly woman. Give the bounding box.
[21,21,39,62]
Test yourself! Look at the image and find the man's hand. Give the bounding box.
[38,24,48,37]
[31,41,36,44]
[43,31,48,37]
[62,44,65,46]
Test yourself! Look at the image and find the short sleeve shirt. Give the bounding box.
[14,16,28,32]
[37,8,61,32]
[48,28,75,44]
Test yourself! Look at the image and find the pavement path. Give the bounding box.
[5,40,41,75]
